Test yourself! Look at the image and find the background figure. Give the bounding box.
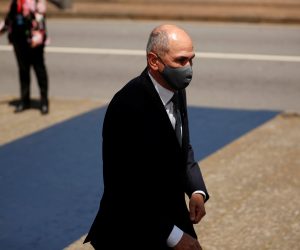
[0,0,49,114]
[84,24,209,250]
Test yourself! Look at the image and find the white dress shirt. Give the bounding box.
[148,72,206,247]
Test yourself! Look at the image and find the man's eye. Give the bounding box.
[177,58,187,64]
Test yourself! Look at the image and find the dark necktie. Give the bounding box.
[171,92,182,146]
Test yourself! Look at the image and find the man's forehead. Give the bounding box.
[168,43,194,56]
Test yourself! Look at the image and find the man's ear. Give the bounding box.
[147,52,159,71]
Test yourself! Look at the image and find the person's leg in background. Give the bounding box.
[32,44,49,114]
[13,42,31,112]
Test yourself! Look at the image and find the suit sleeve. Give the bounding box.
[185,144,209,202]
[180,90,209,201]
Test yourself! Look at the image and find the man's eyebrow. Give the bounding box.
[176,54,195,60]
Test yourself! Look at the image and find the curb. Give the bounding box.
[47,2,300,24]
[1,1,300,24]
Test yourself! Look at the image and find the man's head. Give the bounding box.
[146,24,195,91]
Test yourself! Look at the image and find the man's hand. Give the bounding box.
[189,193,206,224]
[173,232,202,250]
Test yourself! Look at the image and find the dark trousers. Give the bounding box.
[13,42,48,105]
[89,239,172,250]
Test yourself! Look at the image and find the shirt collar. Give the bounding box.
[148,71,173,106]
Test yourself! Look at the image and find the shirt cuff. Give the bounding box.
[166,225,183,247]
[192,190,206,201]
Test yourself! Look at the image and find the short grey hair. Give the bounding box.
[146,28,169,56]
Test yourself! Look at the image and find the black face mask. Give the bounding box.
[158,56,193,90]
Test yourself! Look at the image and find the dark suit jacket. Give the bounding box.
[84,68,209,249]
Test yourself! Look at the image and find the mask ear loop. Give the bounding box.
[156,54,167,67]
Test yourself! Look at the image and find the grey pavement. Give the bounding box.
[1,0,300,23]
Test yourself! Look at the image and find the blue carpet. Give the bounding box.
[0,106,279,249]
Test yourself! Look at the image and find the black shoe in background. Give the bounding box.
[14,102,30,113]
[40,104,49,115]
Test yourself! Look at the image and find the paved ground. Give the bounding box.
[0,96,104,146]
[1,95,299,249]
[65,111,300,250]
[198,112,300,250]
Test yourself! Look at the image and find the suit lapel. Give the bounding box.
[140,69,183,148]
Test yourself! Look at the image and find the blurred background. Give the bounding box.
[0,1,300,249]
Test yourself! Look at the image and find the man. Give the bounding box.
[0,0,49,114]
[84,24,209,250]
